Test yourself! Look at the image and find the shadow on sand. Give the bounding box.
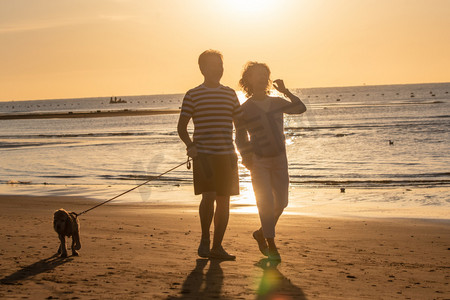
[255,258,306,299]
[167,258,225,299]
[168,258,306,299]
[0,254,72,285]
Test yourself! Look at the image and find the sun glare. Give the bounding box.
[236,91,247,104]
[225,0,275,14]
[231,181,259,214]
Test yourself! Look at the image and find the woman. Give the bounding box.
[236,62,306,261]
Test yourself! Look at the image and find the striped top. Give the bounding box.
[180,84,243,155]
[237,96,304,157]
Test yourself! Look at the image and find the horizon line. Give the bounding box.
[1,81,449,103]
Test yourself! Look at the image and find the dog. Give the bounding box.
[53,209,81,258]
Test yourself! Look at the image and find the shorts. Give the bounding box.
[193,152,240,196]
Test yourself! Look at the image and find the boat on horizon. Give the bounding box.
[110,97,127,104]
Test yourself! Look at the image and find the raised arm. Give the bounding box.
[273,79,307,114]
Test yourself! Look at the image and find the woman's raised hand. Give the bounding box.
[273,79,289,94]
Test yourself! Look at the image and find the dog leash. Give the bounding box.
[75,158,192,217]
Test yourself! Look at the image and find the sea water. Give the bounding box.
[1,83,449,208]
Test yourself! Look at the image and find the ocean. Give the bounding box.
[1,82,449,210]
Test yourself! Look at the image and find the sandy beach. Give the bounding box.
[0,194,448,299]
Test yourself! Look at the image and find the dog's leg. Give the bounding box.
[71,236,79,256]
[59,234,68,258]
[72,230,81,251]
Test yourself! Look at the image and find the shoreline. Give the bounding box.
[1,183,449,220]
[0,194,449,299]
[0,108,180,120]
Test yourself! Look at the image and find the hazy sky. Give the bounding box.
[1,0,449,101]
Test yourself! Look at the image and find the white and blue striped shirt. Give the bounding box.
[180,84,243,155]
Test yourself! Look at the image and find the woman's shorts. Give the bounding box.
[193,153,240,196]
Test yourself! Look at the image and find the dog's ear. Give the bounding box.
[53,210,60,226]
[63,210,71,232]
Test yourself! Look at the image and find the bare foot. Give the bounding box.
[253,229,268,256]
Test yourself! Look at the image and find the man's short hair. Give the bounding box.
[198,49,223,71]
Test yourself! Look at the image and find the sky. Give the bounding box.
[0,0,449,101]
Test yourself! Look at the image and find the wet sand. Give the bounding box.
[0,109,180,120]
[0,194,449,299]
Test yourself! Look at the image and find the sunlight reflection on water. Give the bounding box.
[231,181,258,214]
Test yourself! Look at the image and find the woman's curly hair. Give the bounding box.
[239,62,272,97]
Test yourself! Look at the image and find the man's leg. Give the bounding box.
[199,192,215,241]
[211,195,230,251]
[198,192,215,257]
[207,153,237,260]
[209,195,235,259]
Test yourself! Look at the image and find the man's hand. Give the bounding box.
[273,79,289,95]
[186,144,198,158]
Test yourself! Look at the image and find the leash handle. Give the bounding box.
[186,157,191,169]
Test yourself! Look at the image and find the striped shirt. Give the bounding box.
[180,84,243,155]
[237,96,304,157]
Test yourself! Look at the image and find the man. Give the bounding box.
[177,50,242,260]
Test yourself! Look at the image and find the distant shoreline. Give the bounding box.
[1,82,449,103]
[0,109,180,120]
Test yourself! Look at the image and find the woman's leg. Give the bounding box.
[251,156,277,239]
[271,153,290,228]
[265,154,289,260]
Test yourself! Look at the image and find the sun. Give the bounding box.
[225,0,276,14]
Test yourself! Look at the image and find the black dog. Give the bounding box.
[53,209,81,258]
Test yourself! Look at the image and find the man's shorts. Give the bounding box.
[193,152,240,196]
